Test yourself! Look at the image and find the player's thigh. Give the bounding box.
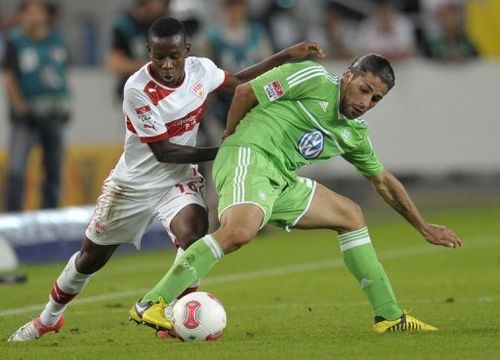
[156,173,208,248]
[86,177,155,248]
[213,146,282,229]
[295,182,365,232]
[269,176,315,230]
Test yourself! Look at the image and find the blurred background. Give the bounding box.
[0,0,498,267]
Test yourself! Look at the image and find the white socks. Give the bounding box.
[40,252,93,325]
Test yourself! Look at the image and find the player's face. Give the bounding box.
[148,35,190,86]
[339,70,389,119]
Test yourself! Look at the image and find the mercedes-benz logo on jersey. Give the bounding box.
[298,130,325,159]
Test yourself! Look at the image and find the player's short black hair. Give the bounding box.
[350,53,395,90]
[147,16,186,43]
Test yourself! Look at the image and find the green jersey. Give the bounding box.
[222,60,384,177]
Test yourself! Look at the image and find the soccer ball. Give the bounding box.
[170,291,226,341]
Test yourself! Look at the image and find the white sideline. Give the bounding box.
[0,236,495,317]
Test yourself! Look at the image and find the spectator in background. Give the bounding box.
[306,3,356,60]
[424,3,477,62]
[356,0,416,61]
[105,0,168,103]
[169,0,204,53]
[2,0,70,212]
[262,0,304,52]
[203,0,273,134]
[205,0,273,73]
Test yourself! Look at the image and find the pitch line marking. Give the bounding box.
[0,236,496,317]
[70,295,500,314]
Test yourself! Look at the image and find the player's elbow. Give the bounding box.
[234,82,251,97]
[154,152,178,164]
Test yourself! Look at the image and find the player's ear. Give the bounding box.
[342,69,354,83]
[185,42,191,54]
[146,43,151,56]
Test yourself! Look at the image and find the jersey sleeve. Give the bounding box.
[250,61,326,107]
[341,136,384,177]
[197,57,227,92]
[123,87,169,143]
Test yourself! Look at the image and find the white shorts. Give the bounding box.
[85,171,206,249]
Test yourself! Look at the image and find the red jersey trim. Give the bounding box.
[143,81,174,106]
[215,71,231,91]
[126,116,137,134]
[127,116,169,143]
[165,102,205,138]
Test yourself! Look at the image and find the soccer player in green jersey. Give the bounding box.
[133,53,462,333]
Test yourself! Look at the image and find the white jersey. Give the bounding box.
[111,57,227,190]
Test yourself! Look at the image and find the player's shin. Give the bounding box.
[338,227,403,321]
[142,234,223,303]
[173,247,201,298]
[40,252,93,325]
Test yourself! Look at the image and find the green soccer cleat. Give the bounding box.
[128,297,172,331]
[373,313,438,333]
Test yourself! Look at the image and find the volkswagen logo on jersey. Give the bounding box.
[298,130,325,159]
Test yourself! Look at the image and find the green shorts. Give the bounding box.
[212,145,316,229]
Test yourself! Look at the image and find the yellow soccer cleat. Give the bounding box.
[128,297,173,331]
[373,313,438,333]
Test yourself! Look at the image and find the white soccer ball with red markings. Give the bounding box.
[171,291,226,341]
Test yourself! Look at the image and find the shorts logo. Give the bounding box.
[263,80,284,101]
[298,130,324,159]
[88,219,107,236]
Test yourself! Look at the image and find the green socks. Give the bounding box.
[142,234,224,303]
[143,227,401,321]
[339,227,403,321]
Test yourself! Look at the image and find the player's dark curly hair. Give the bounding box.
[148,17,186,43]
[350,53,395,90]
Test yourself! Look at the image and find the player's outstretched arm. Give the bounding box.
[367,169,462,248]
[220,41,326,94]
[234,41,325,83]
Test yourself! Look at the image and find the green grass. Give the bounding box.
[1,205,499,359]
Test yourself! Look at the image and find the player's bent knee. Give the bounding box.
[75,246,116,274]
[216,225,258,252]
[340,201,365,232]
[75,253,105,274]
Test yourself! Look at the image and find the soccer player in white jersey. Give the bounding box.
[8,17,326,342]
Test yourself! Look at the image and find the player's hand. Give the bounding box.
[421,223,462,248]
[282,41,326,60]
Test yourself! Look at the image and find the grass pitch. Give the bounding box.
[1,204,499,359]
